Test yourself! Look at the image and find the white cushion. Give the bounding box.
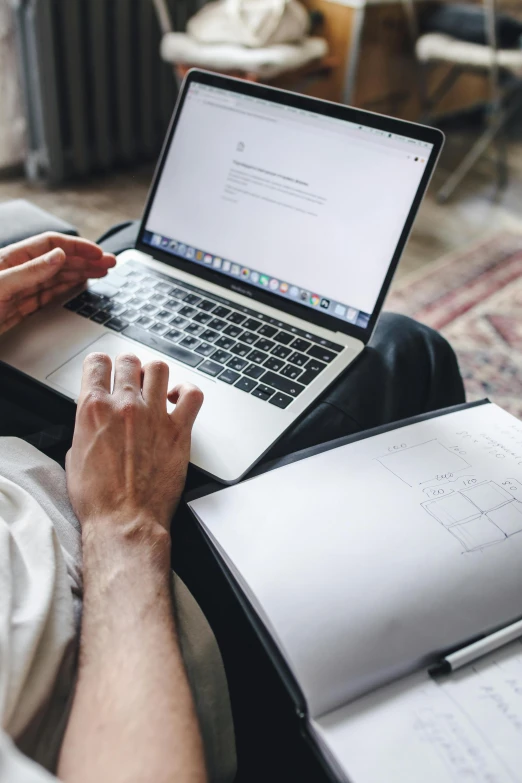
[416,33,522,75]
[160,33,328,78]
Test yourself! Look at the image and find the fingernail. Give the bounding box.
[48,250,64,265]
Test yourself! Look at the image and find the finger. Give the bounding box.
[38,280,85,307]
[3,278,81,323]
[14,278,81,306]
[142,360,169,408]
[74,264,113,279]
[17,270,102,298]
[86,252,116,267]
[79,353,112,399]
[51,265,111,282]
[11,255,113,294]
[12,274,86,311]
[16,294,43,318]
[102,252,117,267]
[39,266,111,288]
[113,353,142,395]
[167,383,204,431]
[49,252,116,274]
[0,233,107,268]
[0,249,66,298]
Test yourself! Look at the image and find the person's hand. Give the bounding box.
[66,353,204,537]
[0,232,116,335]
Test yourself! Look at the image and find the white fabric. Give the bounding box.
[0,478,75,739]
[0,437,236,783]
[187,0,309,48]
[416,33,522,75]
[161,32,328,77]
[0,444,78,781]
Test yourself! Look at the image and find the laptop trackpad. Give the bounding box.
[47,333,213,405]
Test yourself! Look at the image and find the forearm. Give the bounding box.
[58,519,206,783]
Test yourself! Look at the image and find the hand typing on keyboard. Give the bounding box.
[0,233,115,336]
[67,352,204,534]
[65,261,344,410]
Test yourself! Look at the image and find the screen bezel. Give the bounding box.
[136,69,444,345]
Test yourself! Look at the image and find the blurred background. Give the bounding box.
[2,0,522,273]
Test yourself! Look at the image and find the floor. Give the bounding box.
[2,128,522,282]
[0,165,153,246]
[401,132,522,278]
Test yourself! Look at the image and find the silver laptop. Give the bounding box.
[0,70,443,484]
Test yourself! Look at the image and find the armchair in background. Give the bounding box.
[151,0,333,89]
[410,0,522,202]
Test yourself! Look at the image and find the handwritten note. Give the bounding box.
[313,640,522,783]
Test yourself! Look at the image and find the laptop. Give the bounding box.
[0,70,443,484]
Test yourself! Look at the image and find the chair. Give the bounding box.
[151,0,331,88]
[411,0,522,202]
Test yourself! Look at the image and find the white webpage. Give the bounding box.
[147,85,432,316]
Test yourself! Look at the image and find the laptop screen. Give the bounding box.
[141,81,434,330]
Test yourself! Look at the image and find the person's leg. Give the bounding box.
[266,312,466,461]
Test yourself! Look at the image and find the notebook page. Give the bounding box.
[312,639,522,783]
[189,403,522,719]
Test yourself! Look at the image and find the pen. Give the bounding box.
[430,617,522,677]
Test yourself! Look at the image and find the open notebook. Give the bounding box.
[188,401,522,782]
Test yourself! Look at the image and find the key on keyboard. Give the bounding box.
[220,368,240,384]
[124,325,202,367]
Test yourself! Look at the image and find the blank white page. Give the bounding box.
[312,639,522,783]
[189,403,522,719]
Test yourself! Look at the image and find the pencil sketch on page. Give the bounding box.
[423,481,522,552]
[376,439,470,487]
[376,436,522,552]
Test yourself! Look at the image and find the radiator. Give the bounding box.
[12,0,196,184]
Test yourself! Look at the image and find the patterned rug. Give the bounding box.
[387,232,522,418]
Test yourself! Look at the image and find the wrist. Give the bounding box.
[81,510,170,541]
[78,514,176,675]
[81,514,172,572]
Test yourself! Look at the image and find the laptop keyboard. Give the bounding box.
[63,261,344,409]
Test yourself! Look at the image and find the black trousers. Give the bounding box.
[0,313,465,782]
[261,311,465,459]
